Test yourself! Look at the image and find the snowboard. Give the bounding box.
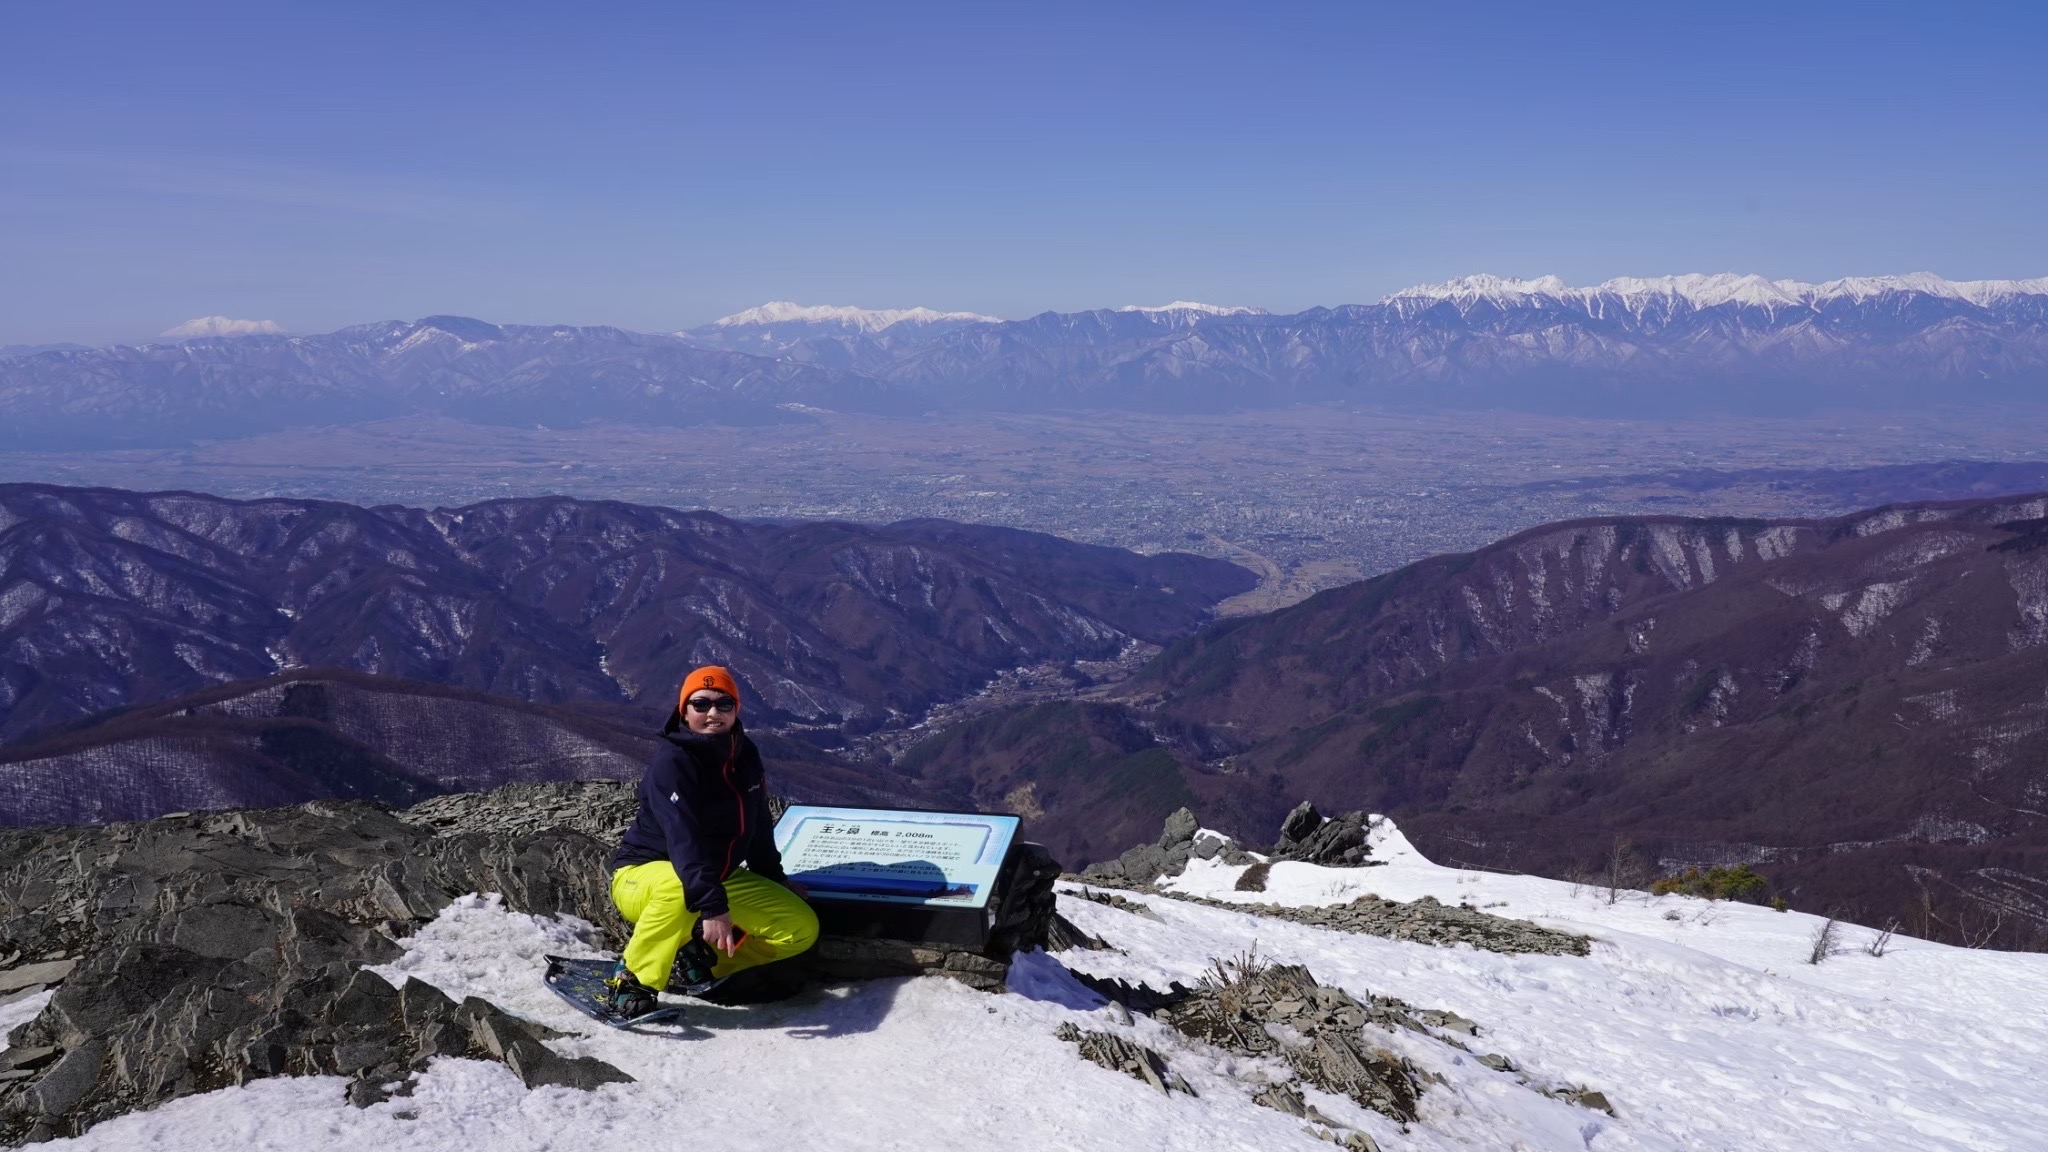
[542,955,692,1029]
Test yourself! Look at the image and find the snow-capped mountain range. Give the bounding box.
[1386,272,2048,311]
[4,273,2045,446]
[707,301,1002,331]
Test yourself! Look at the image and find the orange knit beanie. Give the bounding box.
[679,665,741,708]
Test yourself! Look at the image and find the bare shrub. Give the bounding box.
[1807,914,1842,965]
[1603,837,1649,906]
[1235,861,1272,892]
[1199,946,1270,1018]
[1202,945,1269,990]
[1864,919,1899,958]
[1908,882,2028,950]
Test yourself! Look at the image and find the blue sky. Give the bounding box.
[3,1,2044,343]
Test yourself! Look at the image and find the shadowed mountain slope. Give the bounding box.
[0,669,911,827]
[902,494,2048,947]
[0,484,1252,745]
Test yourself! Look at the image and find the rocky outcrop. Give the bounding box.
[1162,961,1423,1124]
[1078,802,1382,889]
[1268,803,1377,867]
[0,800,627,1144]
[1068,804,1583,956]
[0,784,1060,1143]
[1053,1023,1193,1095]
[1052,952,1612,1144]
[1159,891,1589,957]
[1077,806,1256,887]
[399,779,641,844]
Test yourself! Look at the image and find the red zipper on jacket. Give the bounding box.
[720,733,744,880]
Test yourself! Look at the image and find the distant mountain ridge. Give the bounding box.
[0,483,1252,745]
[4,273,2045,445]
[0,317,898,447]
[896,491,2048,947]
[0,669,910,827]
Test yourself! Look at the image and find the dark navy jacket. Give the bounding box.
[612,721,785,918]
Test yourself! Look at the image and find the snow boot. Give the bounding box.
[670,932,725,994]
[670,917,749,995]
[602,962,659,1019]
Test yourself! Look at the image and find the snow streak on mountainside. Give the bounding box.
[13,820,2043,1152]
[707,302,1002,330]
[1115,301,1267,315]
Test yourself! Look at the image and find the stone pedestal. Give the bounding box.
[803,841,1060,993]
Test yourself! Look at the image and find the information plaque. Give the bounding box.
[773,805,1023,947]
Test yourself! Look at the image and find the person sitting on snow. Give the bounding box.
[603,665,818,1017]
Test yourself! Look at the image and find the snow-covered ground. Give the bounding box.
[10,820,2045,1151]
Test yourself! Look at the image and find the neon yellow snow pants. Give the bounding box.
[610,861,819,990]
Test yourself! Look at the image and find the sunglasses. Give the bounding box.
[685,695,737,714]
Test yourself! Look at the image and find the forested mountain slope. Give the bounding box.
[905,495,2048,946]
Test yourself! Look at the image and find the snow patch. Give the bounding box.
[1114,301,1266,316]
[0,581,47,630]
[161,316,284,339]
[1825,580,1912,638]
[709,302,1000,330]
[2006,557,2048,651]
[1752,525,1802,562]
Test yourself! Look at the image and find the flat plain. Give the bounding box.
[8,403,2048,609]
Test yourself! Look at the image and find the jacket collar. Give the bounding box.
[662,719,744,752]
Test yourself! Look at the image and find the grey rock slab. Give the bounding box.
[1276,801,1324,847]
[330,967,403,1029]
[26,1038,105,1117]
[1047,912,1111,952]
[1418,1009,1478,1036]
[0,1046,58,1072]
[345,1069,417,1108]
[514,1049,634,1091]
[1054,1023,1193,1096]
[1115,845,1169,886]
[1158,807,1199,848]
[0,961,76,995]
